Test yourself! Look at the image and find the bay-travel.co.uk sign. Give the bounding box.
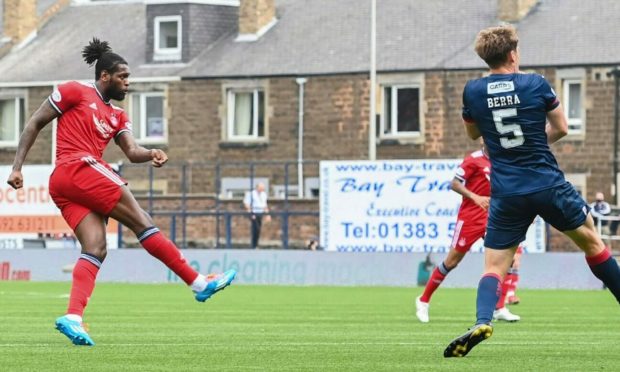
[319,160,545,253]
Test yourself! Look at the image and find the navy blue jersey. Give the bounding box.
[462,73,565,197]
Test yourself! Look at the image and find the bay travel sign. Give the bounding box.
[319,160,545,253]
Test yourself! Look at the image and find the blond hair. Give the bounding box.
[474,25,519,69]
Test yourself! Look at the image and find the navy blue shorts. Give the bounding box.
[485,182,589,249]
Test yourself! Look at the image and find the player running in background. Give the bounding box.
[6,39,236,346]
[444,25,620,358]
[415,144,520,323]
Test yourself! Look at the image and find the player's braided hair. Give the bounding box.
[82,37,128,80]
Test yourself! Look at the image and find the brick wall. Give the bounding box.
[3,0,37,42]
[4,66,618,252]
[239,0,275,35]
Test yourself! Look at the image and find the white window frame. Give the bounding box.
[130,92,167,144]
[226,88,265,141]
[0,97,25,148]
[380,84,422,139]
[562,78,584,135]
[154,15,182,61]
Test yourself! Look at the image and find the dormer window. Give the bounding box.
[154,15,182,61]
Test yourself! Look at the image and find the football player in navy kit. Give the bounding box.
[444,25,620,358]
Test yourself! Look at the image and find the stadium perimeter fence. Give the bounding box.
[116,160,320,249]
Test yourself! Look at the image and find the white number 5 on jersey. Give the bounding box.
[492,108,524,149]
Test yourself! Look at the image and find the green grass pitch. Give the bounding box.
[1,282,619,371]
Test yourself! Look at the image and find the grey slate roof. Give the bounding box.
[0,3,185,83]
[38,0,59,16]
[445,0,620,69]
[181,0,499,77]
[0,0,618,83]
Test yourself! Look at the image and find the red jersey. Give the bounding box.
[48,81,132,164]
[454,149,490,221]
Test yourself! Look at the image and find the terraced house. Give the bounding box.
[0,0,618,250]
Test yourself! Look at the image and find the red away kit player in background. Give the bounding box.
[7,39,236,346]
[415,144,522,323]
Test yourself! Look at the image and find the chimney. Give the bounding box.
[498,0,538,22]
[239,0,276,36]
[3,0,38,43]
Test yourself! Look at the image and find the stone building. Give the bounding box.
[0,0,617,250]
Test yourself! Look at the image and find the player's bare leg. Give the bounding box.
[564,214,620,303]
[109,186,236,301]
[416,249,466,323]
[444,246,516,357]
[55,212,107,346]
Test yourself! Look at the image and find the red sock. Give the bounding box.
[67,255,101,317]
[508,273,519,293]
[496,278,509,309]
[420,263,450,303]
[138,228,198,285]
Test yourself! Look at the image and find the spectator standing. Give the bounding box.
[590,192,612,232]
[244,182,271,248]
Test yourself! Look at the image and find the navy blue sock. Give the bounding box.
[476,274,501,325]
[587,250,620,304]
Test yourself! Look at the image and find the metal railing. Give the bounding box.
[595,214,620,241]
[116,160,320,249]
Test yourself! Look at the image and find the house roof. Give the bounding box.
[0,2,184,83]
[182,0,500,78]
[38,0,59,16]
[445,0,620,69]
[0,0,617,84]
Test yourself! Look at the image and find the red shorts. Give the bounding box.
[49,156,126,231]
[450,218,486,253]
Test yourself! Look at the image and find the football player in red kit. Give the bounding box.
[415,144,521,323]
[6,39,236,346]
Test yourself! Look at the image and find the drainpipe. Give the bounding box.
[608,67,620,205]
[296,77,307,198]
[368,0,377,160]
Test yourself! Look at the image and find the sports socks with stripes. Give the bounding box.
[587,248,620,303]
[420,262,453,303]
[67,253,102,317]
[137,226,200,286]
[476,273,501,325]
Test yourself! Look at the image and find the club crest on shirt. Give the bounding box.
[92,113,114,139]
[458,238,467,247]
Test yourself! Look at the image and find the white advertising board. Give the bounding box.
[320,160,545,253]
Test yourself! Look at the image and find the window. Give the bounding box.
[154,16,182,61]
[226,88,265,140]
[381,85,421,137]
[0,97,25,147]
[563,79,583,134]
[130,92,166,143]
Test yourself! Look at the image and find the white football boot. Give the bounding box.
[415,295,430,323]
[493,307,521,322]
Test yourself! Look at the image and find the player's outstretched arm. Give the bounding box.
[116,132,168,168]
[545,104,568,144]
[451,178,490,210]
[7,100,59,189]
